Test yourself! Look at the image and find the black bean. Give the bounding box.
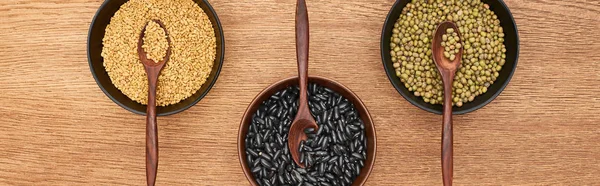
[247,149,259,157]
[320,155,331,163]
[326,110,333,121]
[335,96,343,105]
[281,154,290,164]
[316,94,327,101]
[332,145,341,155]
[320,182,332,186]
[283,144,289,155]
[354,164,361,176]
[260,159,273,169]
[276,108,284,118]
[316,137,325,148]
[285,172,293,183]
[297,168,307,174]
[343,175,352,185]
[331,131,338,144]
[336,130,345,143]
[293,170,303,183]
[247,155,253,165]
[319,102,327,112]
[276,134,284,147]
[333,107,340,120]
[271,95,280,100]
[260,152,272,161]
[303,145,313,152]
[263,179,272,186]
[306,153,313,167]
[344,169,352,179]
[256,117,265,125]
[251,166,261,173]
[306,174,317,183]
[266,117,273,129]
[359,131,365,142]
[314,103,323,113]
[270,173,277,183]
[255,134,262,147]
[278,173,286,184]
[343,156,350,164]
[332,165,341,176]
[315,151,328,156]
[357,144,364,153]
[326,164,333,172]
[321,137,329,149]
[316,125,325,135]
[273,150,281,161]
[259,168,265,178]
[324,173,335,180]
[300,139,307,150]
[328,156,338,164]
[267,104,277,113]
[318,162,325,175]
[252,159,262,169]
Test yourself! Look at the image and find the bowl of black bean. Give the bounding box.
[238,76,377,186]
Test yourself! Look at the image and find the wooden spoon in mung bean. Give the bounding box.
[137,19,171,186]
[432,21,463,186]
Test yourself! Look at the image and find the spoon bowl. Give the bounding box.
[380,0,519,115]
[238,76,377,186]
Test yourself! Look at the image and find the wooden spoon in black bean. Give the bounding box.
[288,0,319,168]
[432,21,463,186]
[137,20,171,186]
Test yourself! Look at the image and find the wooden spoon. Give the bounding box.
[431,21,463,186]
[288,0,319,168]
[137,20,171,186]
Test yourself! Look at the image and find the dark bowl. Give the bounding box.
[87,0,224,116]
[381,0,519,115]
[238,76,377,186]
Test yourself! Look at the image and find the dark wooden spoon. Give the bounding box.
[288,0,319,168]
[137,20,171,186]
[431,21,463,186]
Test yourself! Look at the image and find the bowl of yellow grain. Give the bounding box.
[88,0,224,116]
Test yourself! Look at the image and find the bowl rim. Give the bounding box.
[237,76,377,186]
[380,0,520,115]
[87,0,225,116]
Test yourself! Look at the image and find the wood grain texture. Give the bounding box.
[0,0,599,185]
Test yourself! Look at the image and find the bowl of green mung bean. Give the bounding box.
[381,0,519,114]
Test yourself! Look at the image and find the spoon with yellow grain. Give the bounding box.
[137,19,171,186]
[432,21,463,186]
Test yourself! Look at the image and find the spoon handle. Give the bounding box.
[296,0,309,105]
[145,67,160,186]
[441,72,454,186]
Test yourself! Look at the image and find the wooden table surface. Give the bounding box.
[1,0,599,185]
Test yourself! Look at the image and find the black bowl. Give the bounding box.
[381,0,519,115]
[87,0,224,116]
